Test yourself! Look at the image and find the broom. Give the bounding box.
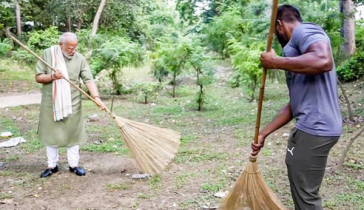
[219,0,286,209]
[7,33,181,176]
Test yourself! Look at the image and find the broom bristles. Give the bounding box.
[114,116,181,175]
[219,157,286,210]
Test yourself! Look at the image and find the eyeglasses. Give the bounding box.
[65,46,77,52]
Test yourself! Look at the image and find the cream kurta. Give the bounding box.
[36,48,93,147]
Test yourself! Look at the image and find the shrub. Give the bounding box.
[27,26,60,51]
[228,38,265,102]
[337,51,364,82]
[135,82,161,104]
[90,36,144,95]
[0,38,11,57]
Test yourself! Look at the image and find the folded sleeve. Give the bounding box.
[79,57,93,83]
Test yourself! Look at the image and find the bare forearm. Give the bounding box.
[85,81,100,98]
[260,103,293,138]
[36,74,54,84]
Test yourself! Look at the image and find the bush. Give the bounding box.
[337,51,364,82]
[228,38,265,102]
[90,36,144,95]
[135,82,161,104]
[0,38,11,57]
[11,49,35,66]
[27,26,60,51]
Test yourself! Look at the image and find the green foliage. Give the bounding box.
[356,22,364,52]
[337,51,364,82]
[90,36,144,95]
[151,35,192,97]
[339,21,364,81]
[0,0,15,29]
[11,48,35,66]
[177,0,252,25]
[202,5,244,57]
[9,26,59,67]
[228,38,265,101]
[27,26,60,51]
[0,38,11,57]
[140,7,181,51]
[188,41,214,111]
[135,82,161,104]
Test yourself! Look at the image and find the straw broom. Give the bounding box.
[219,0,286,209]
[8,34,181,176]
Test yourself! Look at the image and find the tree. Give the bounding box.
[176,0,252,25]
[15,1,21,35]
[337,79,354,121]
[151,35,192,98]
[336,126,364,171]
[188,44,214,111]
[0,0,16,32]
[228,39,265,102]
[91,0,107,36]
[341,0,356,58]
[90,36,144,95]
[135,82,160,104]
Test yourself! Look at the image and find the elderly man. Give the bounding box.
[36,32,106,178]
[253,4,342,210]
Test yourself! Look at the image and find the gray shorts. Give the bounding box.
[286,128,339,210]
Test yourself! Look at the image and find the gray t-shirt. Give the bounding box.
[283,23,342,136]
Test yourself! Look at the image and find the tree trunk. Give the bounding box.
[338,79,354,121]
[66,16,72,32]
[198,84,203,111]
[340,0,356,59]
[172,73,176,98]
[77,20,82,30]
[15,2,22,35]
[91,0,107,36]
[336,126,364,171]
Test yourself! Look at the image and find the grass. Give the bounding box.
[0,193,14,200]
[106,183,131,190]
[4,154,21,162]
[200,181,225,193]
[82,139,129,155]
[0,59,40,93]
[137,192,153,199]
[148,175,163,190]
[0,171,28,177]
[0,118,22,137]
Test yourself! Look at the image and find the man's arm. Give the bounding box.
[261,41,333,74]
[85,81,106,110]
[35,69,63,84]
[36,74,54,84]
[251,103,293,156]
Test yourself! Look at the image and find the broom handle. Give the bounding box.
[253,0,279,144]
[7,33,116,118]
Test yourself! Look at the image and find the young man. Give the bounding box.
[36,32,106,178]
[252,4,342,210]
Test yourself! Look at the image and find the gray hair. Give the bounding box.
[59,32,78,44]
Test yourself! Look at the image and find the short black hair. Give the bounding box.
[276,4,303,23]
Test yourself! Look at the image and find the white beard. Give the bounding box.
[62,52,74,60]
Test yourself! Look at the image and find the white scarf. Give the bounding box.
[50,45,72,121]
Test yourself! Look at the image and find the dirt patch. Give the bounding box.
[0,152,143,210]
